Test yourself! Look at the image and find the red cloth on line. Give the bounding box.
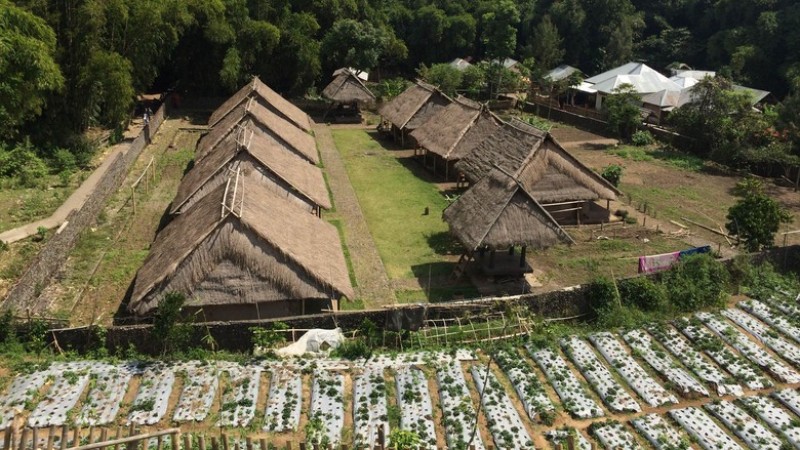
[638,251,680,274]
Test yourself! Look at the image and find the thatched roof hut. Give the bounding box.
[209,77,313,133]
[443,168,574,251]
[197,98,319,165]
[171,124,331,216]
[128,172,353,319]
[455,119,546,182]
[322,69,376,105]
[378,81,451,131]
[410,96,503,161]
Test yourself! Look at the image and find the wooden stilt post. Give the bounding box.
[520,246,527,268]
[211,436,219,450]
[32,427,38,450]
[18,428,29,450]
[4,427,12,450]
[199,435,207,450]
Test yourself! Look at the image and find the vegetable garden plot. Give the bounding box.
[675,319,773,390]
[669,407,743,450]
[631,413,692,450]
[527,345,604,419]
[561,336,640,413]
[368,350,477,367]
[740,396,800,449]
[77,364,135,426]
[263,368,302,432]
[705,400,783,450]
[308,369,345,445]
[172,365,219,422]
[218,365,260,427]
[545,428,592,450]
[395,367,437,449]
[0,371,50,429]
[722,308,800,368]
[436,362,486,450]
[28,369,90,427]
[590,421,641,450]
[353,367,389,447]
[589,332,678,407]
[622,330,708,398]
[739,299,800,345]
[470,366,534,450]
[128,364,175,425]
[774,388,800,417]
[697,312,800,383]
[492,349,554,421]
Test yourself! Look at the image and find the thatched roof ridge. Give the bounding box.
[197,99,319,164]
[411,96,499,160]
[443,168,574,250]
[455,119,547,183]
[322,70,376,104]
[378,80,451,130]
[209,77,313,132]
[129,174,353,316]
[171,125,331,215]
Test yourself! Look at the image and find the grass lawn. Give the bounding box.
[0,173,85,234]
[331,129,461,280]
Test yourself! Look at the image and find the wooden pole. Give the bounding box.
[211,436,219,450]
[18,428,29,450]
[184,434,192,450]
[4,427,12,450]
[73,426,82,448]
[246,437,253,450]
[199,435,207,450]
[32,427,38,450]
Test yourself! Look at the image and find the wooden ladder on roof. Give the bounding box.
[451,250,474,280]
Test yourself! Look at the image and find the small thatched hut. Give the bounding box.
[378,80,451,146]
[171,124,331,217]
[457,118,620,225]
[322,69,376,107]
[443,168,574,277]
[128,173,353,321]
[197,97,319,165]
[410,96,503,180]
[209,77,313,133]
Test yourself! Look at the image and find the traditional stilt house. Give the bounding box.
[170,124,331,217]
[322,69,376,122]
[208,76,313,133]
[456,119,620,224]
[377,80,451,147]
[410,96,503,180]
[127,172,353,321]
[197,97,319,165]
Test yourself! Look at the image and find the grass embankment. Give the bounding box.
[0,173,86,234]
[330,129,476,301]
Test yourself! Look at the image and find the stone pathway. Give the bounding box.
[314,123,395,307]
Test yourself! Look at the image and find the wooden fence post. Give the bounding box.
[46,425,56,450]
[211,436,219,450]
[199,435,207,450]
[184,433,192,450]
[3,427,12,450]
[18,428,29,450]
[221,434,229,450]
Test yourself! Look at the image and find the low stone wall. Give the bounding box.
[522,101,611,136]
[2,103,167,315]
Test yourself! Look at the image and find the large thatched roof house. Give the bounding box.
[209,76,313,133]
[322,69,376,105]
[378,81,451,146]
[457,119,620,225]
[128,173,353,320]
[410,96,503,179]
[197,97,319,165]
[170,124,331,216]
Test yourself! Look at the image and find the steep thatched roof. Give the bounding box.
[171,125,331,215]
[378,81,451,131]
[410,97,502,160]
[209,77,313,132]
[322,70,376,104]
[197,98,319,164]
[128,173,353,316]
[456,119,546,183]
[443,168,574,250]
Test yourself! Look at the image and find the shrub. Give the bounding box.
[151,292,192,355]
[51,148,77,173]
[601,164,623,187]
[614,209,629,219]
[662,254,729,311]
[389,429,421,450]
[630,130,655,146]
[624,216,638,224]
[331,339,372,360]
[618,276,667,312]
[587,276,620,315]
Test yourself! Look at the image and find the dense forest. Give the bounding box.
[2,0,800,163]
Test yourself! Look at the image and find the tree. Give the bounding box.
[602,84,641,139]
[529,16,564,71]
[321,19,388,74]
[726,179,792,252]
[480,0,520,60]
[152,291,192,355]
[0,1,64,138]
[418,63,462,97]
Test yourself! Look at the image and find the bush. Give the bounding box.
[151,292,192,355]
[630,130,655,146]
[587,276,620,315]
[662,254,729,311]
[331,339,372,360]
[51,148,77,173]
[618,276,667,312]
[601,164,623,187]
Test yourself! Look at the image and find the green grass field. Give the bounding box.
[331,129,460,280]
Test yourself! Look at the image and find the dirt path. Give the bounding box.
[0,123,145,244]
[314,123,395,308]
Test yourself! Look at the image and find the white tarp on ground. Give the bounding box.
[275,328,345,356]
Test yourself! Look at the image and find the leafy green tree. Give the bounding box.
[480,0,520,60]
[152,291,192,355]
[0,0,64,138]
[602,84,641,139]
[78,51,135,129]
[663,254,729,311]
[321,19,390,74]
[601,164,623,187]
[529,15,564,71]
[418,63,462,97]
[726,179,792,251]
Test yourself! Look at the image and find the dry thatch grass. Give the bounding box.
[209,76,313,132]
[410,96,501,160]
[378,80,451,130]
[322,70,375,104]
